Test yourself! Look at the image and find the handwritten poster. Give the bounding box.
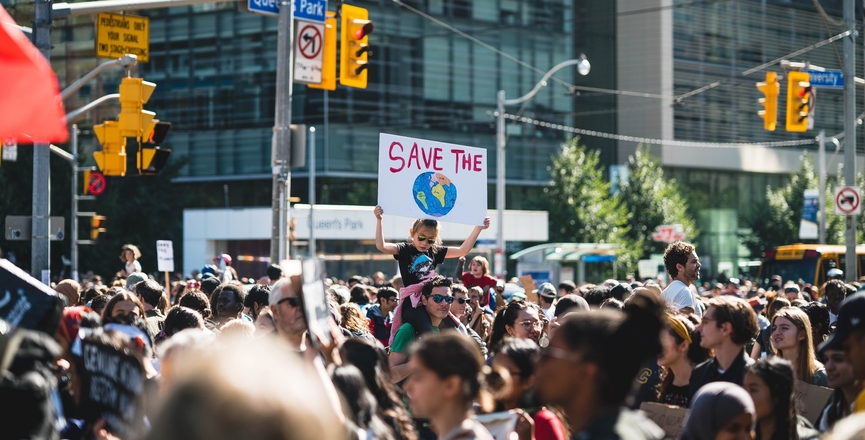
[794,380,833,426]
[377,133,488,226]
[640,402,688,439]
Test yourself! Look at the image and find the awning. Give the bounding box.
[510,242,619,262]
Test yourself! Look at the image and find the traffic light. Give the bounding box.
[309,13,336,91]
[340,4,373,89]
[785,71,811,132]
[756,72,779,131]
[137,121,172,175]
[118,77,157,142]
[93,120,127,176]
[90,215,106,241]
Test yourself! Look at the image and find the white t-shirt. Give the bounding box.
[662,280,702,317]
[125,260,141,275]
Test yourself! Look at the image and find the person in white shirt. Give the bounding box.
[120,243,142,276]
[534,282,557,321]
[661,241,703,318]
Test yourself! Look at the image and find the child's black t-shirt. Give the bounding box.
[394,242,448,286]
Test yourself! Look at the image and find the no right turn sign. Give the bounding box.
[835,186,862,215]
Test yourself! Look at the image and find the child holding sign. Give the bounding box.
[374,205,489,345]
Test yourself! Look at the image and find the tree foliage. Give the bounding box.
[744,153,844,256]
[544,138,627,245]
[617,146,698,262]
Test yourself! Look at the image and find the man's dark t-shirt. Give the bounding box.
[394,242,448,286]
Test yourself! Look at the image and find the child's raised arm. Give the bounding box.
[374,205,399,255]
[446,217,491,258]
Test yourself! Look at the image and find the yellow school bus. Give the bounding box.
[758,244,865,288]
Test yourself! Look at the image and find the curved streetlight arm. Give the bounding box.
[65,93,120,124]
[501,58,584,106]
[60,55,137,101]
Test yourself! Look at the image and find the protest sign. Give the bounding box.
[474,411,518,440]
[76,333,145,438]
[378,133,488,226]
[155,240,174,273]
[794,380,833,426]
[0,258,63,334]
[640,402,688,439]
[300,258,332,346]
[519,275,538,304]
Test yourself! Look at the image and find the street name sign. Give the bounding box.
[804,69,844,89]
[95,13,149,62]
[247,0,278,16]
[294,0,327,22]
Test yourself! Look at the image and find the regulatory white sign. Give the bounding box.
[294,22,324,84]
[834,186,862,215]
[156,240,175,272]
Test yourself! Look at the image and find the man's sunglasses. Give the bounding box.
[277,296,300,307]
[416,235,436,244]
[427,294,454,304]
[454,298,468,304]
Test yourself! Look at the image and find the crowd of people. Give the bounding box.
[3,222,865,439]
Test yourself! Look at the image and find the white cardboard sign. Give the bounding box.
[156,240,174,273]
[377,133,487,226]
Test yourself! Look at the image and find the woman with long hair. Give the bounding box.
[491,338,567,440]
[752,297,791,360]
[771,307,828,386]
[330,364,396,440]
[655,314,709,407]
[101,291,145,325]
[339,338,417,440]
[339,302,374,340]
[403,333,494,440]
[488,300,543,353]
[743,357,820,440]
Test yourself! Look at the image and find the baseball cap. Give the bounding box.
[126,272,147,290]
[828,268,844,279]
[533,282,556,298]
[819,292,865,354]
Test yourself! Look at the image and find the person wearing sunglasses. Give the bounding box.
[269,278,307,349]
[451,284,489,358]
[388,276,455,383]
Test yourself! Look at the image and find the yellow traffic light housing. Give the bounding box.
[118,77,157,142]
[90,215,106,241]
[785,71,811,132]
[138,121,172,175]
[756,72,779,131]
[340,4,373,89]
[93,120,127,176]
[309,13,336,91]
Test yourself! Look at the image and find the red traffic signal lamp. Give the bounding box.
[340,4,373,89]
[137,121,172,175]
[756,72,779,131]
[90,215,106,241]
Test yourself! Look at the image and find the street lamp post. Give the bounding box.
[494,55,590,277]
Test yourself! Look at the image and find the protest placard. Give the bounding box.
[640,402,688,439]
[301,258,333,346]
[474,411,518,440]
[794,380,833,426]
[378,133,488,226]
[0,258,64,334]
[519,275,538,304]
[76,332,145,438]
[156,240,174,273]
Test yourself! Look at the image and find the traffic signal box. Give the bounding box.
[786,71,811,133]
[93,121,126,176]
[756,72,779,132]
[138,121,172,175]
[90,215,106,241]
[309,13,337,91]
[340,4,373,89]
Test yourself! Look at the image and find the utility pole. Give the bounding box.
[843,0,857,281]
[309,126,316,257]
[31,0,53,282]
[819,130,826,244]
[270,0,294,265]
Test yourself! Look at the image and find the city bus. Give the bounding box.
[758,244,865,288]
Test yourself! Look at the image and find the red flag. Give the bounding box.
[0,5,68,143]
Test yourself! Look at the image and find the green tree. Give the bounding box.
[544,138,628,245]
[617,146,698,266]
[744,153,844,256]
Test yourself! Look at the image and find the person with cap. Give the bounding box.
[125,272,148,293]
[724,278,741,298]
[661,241,703,318]
[214,253,237,283]
[535,282,557,321]
[819,292,865,414]
[828,268,845,281]
[679,381,756,440]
